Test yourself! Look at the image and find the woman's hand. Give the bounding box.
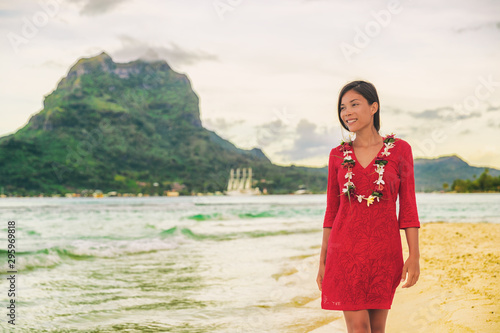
[401,255,420,288]
[316,264,325,291]
[317,228,331,292]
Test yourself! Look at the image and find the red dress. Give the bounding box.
[321,137,420,311]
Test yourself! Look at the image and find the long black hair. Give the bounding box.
[337,80,380,132]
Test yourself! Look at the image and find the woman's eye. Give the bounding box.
[352,103,358,107]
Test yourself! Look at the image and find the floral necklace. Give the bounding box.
[338,133,397,206]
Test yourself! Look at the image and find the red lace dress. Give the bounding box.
[321,137,420,311]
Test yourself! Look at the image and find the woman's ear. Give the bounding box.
[371,102,378,115]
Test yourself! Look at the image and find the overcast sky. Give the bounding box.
[1,0,499,169]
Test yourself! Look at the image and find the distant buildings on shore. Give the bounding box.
[0,166,316,197]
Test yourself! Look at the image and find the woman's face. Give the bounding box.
[340,89,378,133]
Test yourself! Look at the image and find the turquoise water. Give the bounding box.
[0,193,498,332]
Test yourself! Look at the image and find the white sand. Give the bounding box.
[304,222,500,333]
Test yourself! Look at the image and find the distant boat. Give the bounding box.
[225,167,261,196]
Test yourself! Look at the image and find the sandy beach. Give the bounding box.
[307,222,500,333]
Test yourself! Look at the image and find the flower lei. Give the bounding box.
[338,133,397,206]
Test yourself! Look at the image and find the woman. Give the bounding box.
[316,80,420,333]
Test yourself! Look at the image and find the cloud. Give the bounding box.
[203,117,245,132]
[0,10,20,18]
[383,106,403,115]
[276,119,340,161]
[411,107,482,120]
[411,107,453,120]
[112,35,218,67]
[254,119,290,149]
[454,23,488,33]
[201,117,249,146]
[67,0,129,16]
[487,121,500,128]
[487,104,500,112]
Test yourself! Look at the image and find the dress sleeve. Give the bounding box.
[398,141,421,229]
[323,149,340,228]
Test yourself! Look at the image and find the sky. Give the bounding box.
[1,0,499,169]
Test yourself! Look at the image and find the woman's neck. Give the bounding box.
[352,126,383,148]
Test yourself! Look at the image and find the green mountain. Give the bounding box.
[414,155,500,192]
[0,52,496,196]
[0,52,326,196]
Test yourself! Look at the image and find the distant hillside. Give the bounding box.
[0,52,495,196]
[0,52,326,195]
[414,155,500,192]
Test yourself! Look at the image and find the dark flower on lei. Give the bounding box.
[342,159,355,169]
[374,156,388,166]
[339,140,352,152]
[383,133,396,144]
[339,140,355,169]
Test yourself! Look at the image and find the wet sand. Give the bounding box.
[307,222,500,333]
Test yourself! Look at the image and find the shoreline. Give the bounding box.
[306,222,500,333]
[1,191,500,199]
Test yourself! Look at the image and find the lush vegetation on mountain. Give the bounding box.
[0,52,497,196]
[0,52,327,196]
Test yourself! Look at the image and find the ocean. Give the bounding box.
[1,193,499,332]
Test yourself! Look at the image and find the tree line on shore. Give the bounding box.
[443,169,500,193]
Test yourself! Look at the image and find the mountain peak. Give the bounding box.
[78,51,113,66]
[97,51,111,58]
[64,51,115,82]
[61,51,173,86]
[414,154,469,167]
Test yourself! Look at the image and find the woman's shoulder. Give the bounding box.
[392,137,412,152]
[329,142,347,158]
[390,136,415,163]
[327,135,413,156]
[327,144,345,170]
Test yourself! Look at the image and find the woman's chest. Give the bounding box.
[352,143,384,169]
[337,151,401,198]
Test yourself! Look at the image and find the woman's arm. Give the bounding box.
[401,227,420,288]
[317,149,339,291]
[398,141,420,287]
[316,227,331,291]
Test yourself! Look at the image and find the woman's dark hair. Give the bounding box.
[337,80,380,132]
